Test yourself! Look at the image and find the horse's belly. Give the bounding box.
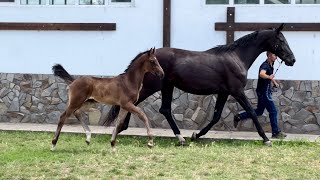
[90,96,116,105]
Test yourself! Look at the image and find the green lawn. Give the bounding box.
[0,131,319,179]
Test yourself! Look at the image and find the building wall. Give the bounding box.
[1,73,319,135]
[0,1,320,80]
[1,1,320,134]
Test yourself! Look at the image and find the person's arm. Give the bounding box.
[259,70,279,88]
[271,78,279,88]
[259,70,274,80]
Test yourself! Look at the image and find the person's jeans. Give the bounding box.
[239,88,280,135]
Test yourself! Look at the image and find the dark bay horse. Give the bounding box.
[51,48,164,151]
[105,24,296,146]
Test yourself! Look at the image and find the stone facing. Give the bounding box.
[0,73,319,135]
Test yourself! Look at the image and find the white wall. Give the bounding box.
[1,0,320,80]
[0,0,163,75]
[171,1,320,80]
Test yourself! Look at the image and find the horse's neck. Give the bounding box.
[125,67,145,91]
[236,46,265,70]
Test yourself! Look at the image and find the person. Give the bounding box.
[233,51,287,139]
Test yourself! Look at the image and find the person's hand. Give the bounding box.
[269,74,275,79]
[273,81,280,88]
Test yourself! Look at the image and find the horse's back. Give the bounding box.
[155,48,247,94]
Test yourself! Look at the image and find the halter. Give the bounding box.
[273,58,283,76]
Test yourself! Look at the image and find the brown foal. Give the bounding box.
[51,48,164,151]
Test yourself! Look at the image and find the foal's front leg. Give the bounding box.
[110,108,128,152]
[125,103,154,148]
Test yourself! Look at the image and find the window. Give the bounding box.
[20,0,45,5]
[235,0,259,4]
[50,0,75,5]
[265,0,290,3]
[111,0,131,2]
[206,0,229,4]
[296,0,320,3]
[79,0,104,5]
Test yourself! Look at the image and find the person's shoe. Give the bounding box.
[233,114,241,128]
[271,132,287,139]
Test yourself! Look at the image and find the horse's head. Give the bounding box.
[265,24,296,66]
[144,47,164,79]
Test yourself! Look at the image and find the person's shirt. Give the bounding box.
[256,60,274,92]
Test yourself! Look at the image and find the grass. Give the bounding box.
[0,131,319,179]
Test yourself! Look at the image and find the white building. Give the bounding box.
[0,0,320,80]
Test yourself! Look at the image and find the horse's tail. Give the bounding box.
[52,64,75,84]
[103,105,120,126]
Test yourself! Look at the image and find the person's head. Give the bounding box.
[266,51,277,63]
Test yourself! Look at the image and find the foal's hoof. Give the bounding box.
[264,140,272,147]
[176,140,187,146]
[111,147,117,153]
[86,140,90,145]
[147,141,154,148]
[51,145,56,151]
[191,132,198,141]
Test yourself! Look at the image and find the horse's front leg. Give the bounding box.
[159,83,186,146]
[74,110,91,145]
[125,103,154,148]
[110,108,128,152]
[233,92,271,146]
[191,93,229,140]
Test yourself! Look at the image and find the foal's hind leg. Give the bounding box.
[51,107,77,151]
[124,103,154,148]
[74,110,91,145]
[51,90,87,150]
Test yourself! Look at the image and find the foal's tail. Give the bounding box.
[52,64,75,84]
[103,105,121,126]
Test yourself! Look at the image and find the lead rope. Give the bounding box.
[272,59,283,92]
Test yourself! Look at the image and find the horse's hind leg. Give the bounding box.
[74,110,91,145]
[110,108,128,152]
[124,103,154,148]
[191,93,229,140]
[159,82,185,145]
[51,107,76,151]
[233,92,271,146]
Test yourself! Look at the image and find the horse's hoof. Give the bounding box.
[147,141,154,148]
[177,140,187,146]
[264,140,272,147]
[111,147,117,153]
[51,145,56,151]
[86,140,90,145]
[191,132,197,141]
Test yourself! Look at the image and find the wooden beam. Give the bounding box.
[215,7,320,44]
[0,23,116,31]
[163,0,171,47]
[216,23,320,31]
[226,7,235,45]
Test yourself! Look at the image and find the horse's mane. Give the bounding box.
[124,50,149,73]
[207,31,260,53]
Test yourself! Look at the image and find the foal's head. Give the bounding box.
[142,47,164,79]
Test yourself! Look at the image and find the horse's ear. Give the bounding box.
[152,47,156,54]
[276,23,285,34]
[148,47,153,56]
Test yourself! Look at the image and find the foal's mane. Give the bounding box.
[208,30,262,53]
[124,50,149,73]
